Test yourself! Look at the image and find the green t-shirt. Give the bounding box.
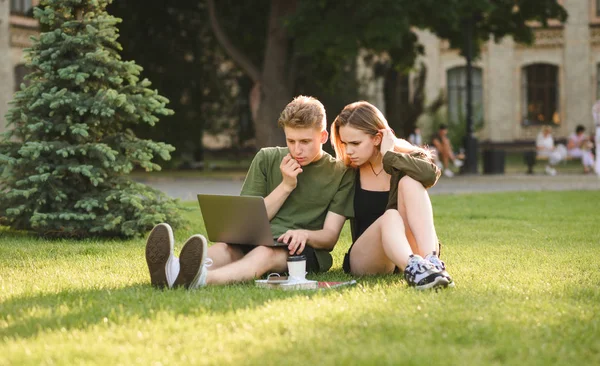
[240,147,355,271]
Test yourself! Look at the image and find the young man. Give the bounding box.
[431,124,463,178]
[145,96,355,289]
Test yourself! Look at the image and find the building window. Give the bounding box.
[521,63,559,126]
[10,0,33,15]
[446,66,484,125]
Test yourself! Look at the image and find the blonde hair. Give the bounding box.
[331,101,432,166]
[278,95,326,131]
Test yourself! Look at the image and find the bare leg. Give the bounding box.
[206,246,288,285]
[440,151,450,170]
[442,139,456,162]
[206,242,245,270]
[349,210,413,275]
[397,176,439,257]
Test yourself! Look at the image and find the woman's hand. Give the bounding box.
[379,128,396,154]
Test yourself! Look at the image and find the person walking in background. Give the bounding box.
[408,127,423,147]
[535,126,567,176]
[567,125,595,174]
[431,124,463,177]
[330,101,451,290]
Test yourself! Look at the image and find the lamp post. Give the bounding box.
[463,14,479,174]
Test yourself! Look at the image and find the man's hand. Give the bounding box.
[280,154,303,192]
[379,128,396,154]
[278,229,309,255]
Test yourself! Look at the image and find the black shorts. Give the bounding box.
[230,244,321,273]
[343,241,443,274]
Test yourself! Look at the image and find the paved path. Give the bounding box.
[137,174,600,201]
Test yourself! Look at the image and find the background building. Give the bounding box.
[415,0,599,142]
[0,0,39,135]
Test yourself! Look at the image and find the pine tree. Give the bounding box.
[0,0,185,238]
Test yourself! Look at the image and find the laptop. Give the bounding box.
[197,194,286,247]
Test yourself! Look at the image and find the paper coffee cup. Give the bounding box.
[287,255,307,279]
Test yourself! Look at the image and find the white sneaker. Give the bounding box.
[545,165,557,176]
[425,251,455,287]
[404,254,449,290]
[173,235,211,289]
[443,169,454,178]
[145,223,176,289]
[454,159,464,168]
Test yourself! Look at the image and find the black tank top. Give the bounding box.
[351,171,389,242]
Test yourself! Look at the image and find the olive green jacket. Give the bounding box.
[382,150,441,210]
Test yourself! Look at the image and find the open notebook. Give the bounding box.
[255,278,357,291]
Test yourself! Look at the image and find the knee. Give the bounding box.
[398,175,422,193]
[212,242,239,260]
[252,246,282,261]
[382,209,404,228]
[252,246,288,270]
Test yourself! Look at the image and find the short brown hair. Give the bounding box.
[278,96,326,130]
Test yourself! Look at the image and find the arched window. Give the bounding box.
[446,66,484,125]
[521,63,559,125]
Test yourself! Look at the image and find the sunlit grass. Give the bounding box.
[1,191,599,365]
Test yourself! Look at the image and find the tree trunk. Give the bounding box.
[254,0,296,147]
[0,0,14,135]
[207,0,295,148]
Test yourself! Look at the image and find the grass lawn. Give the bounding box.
[1,191,599,365]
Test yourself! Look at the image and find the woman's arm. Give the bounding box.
[379,129,440,188]
[382,151,441,188]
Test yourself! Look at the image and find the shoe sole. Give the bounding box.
[415,275,450,290]
[173,235,207,289]
[145,224,174,289]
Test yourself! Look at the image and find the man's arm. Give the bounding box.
[264,184,293,220]
[278,211,347,254]
[264,154,302,220]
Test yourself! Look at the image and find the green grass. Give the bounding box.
[1,191,599,365]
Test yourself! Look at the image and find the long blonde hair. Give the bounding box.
[330,101,432,166]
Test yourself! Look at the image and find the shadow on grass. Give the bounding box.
[1,271,407,341]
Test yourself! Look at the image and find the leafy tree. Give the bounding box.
[0,0,185,238]
[109,0,251,165]
[208,0,567,147]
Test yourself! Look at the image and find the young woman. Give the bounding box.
[331,101,453,290]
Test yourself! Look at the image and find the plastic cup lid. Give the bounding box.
[287,255,306,262]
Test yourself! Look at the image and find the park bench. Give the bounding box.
[479,139,571,174]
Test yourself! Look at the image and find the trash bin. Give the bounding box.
[483,149,505,174]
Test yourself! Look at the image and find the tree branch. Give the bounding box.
[206,0,262,84]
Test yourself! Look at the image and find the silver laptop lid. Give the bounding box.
[197,194,281,246]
